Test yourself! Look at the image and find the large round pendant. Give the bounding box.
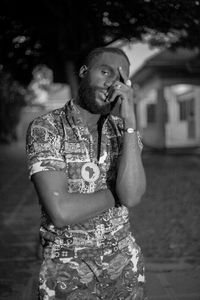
[81,162,100,182]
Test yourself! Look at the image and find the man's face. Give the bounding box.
[78,52,130,115]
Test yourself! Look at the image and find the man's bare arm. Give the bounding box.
[110,67,146,207]
[32,170,115,228]
[116,130,146,207]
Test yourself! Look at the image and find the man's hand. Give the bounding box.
[107,67,136,127]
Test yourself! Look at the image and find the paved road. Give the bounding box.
[0,142,200,300]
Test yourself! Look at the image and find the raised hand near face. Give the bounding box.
[106,67,136,127]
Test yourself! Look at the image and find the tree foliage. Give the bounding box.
[1,0,200,83]
[1,0,200,142]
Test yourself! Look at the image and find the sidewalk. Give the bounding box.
[0,142,200,300]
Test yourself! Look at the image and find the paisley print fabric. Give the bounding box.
[26,99,147,299]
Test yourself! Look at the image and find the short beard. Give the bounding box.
[78,79,110,115]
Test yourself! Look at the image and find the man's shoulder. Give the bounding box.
[29,105,66,129]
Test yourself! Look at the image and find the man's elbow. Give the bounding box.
[124,193,143,207]
[119,185,146,208]
[52,218,66,229]
[51,210,73,228]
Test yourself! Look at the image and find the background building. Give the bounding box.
[131,48,200,149]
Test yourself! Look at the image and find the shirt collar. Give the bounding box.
[64,99,83,127]
[64,98,119,130]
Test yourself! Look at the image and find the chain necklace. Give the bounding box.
[88,135,96,162]
[76,121,107,183]
[74,126,102,183]
[81,134,101,182]
[66,101,108,184]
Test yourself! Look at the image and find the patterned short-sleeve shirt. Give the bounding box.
[26,99,142,237]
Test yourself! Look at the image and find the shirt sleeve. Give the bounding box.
[26,116,67,179]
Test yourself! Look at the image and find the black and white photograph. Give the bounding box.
[0,1,200,299]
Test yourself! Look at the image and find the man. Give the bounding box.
[26,47,147,300]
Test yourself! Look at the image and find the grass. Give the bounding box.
[130,153,200,263]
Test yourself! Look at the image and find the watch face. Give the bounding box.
[127,128,135,133]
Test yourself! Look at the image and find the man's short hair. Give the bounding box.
[84,47,130,68]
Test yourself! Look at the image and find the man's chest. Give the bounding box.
[60,125,121,193]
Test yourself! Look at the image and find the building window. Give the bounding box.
[178,98,194,121]
[179,100,187,121]
[147,103,156,124]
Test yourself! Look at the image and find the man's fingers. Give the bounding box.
[108,89,121,103]
[118,66,128,84]
[106,79,131,104]
[106,82,122,102]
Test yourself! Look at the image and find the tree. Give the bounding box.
[1,0,200,94]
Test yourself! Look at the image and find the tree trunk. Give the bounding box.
[64,60,79,99]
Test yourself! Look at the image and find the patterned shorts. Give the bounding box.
[38,233,147,300]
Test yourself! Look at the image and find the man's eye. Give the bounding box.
[101,70,109,76]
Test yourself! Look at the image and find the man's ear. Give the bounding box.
[79,65,88,78]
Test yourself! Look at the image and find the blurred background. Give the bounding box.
[0,0,200,299]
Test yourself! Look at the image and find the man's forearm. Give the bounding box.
[33,171,116,229]
[116,131,146,207]
[49,188,115,228]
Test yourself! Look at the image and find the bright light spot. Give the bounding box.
[12,35,27,44]
[172,84,193,95]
